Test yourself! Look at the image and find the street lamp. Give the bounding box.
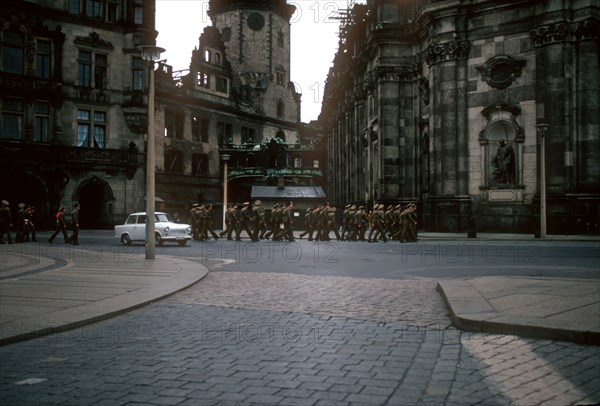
[139,44,165,260]
[221,154,231,230]
[536,123,549,238]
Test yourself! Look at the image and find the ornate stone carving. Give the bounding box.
[529,17,599,46]
[423,40,470,66]
[74,32,113,50]
[477,56,526,90]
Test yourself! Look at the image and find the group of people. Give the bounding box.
[219,200,295,242]
[300,202,418,243]
[185,199,417,244]
[188,204,220,241]
[0,200,38,244]
[48,203,81,245]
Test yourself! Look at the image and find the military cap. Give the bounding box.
[345,204,351,209]
[254,200,262,206]
[243,202,250,206]
[1,200,8,206]
[387,205,393,210]
[192,203,198,207]
[18,203,25,208]
[305,207,312,213]
[199,205,205,210]
[395,204,402,209]
[350,205,356,210]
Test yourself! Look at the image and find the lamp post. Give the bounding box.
[139,44,165,260]
[221,154,231,230]
[536,124,549,238]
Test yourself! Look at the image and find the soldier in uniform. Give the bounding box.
[282,201,295,241]
[238,202,257,241]
[324,204,341,241]
[69,202,80,245]
[25,205,37,242]
[48,206,69,244]
[355,206,368,241]
[368,204,387,242]
[299,207,313,240]
[391,205,404,240]
[264,203,281,240]
[253,200,267,240]
[346,205,357,241]
[405,203,418,242]
[0,200,13,244]
[203,204,220,241]
[220,203,239,240]
[340,204,351,241]
[189,204,198,238]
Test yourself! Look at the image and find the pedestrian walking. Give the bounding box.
[203,204,220,241]
[48,206,69,244]
[15,203,26,243]
[69,202,80,245]
[253,200,267,240]
[220,203,239,240]
[0,200,13,244]
[238,202,257,241]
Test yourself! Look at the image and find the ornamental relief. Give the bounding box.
[476,56,526,90]
[423,40,471,66]
[529,17,599,46]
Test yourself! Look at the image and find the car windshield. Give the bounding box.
[156,213,171,223]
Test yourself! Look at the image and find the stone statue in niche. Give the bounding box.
[491,139,515,184]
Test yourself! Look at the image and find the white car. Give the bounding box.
[115,212,192,246]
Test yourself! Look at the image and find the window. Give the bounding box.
[107,0,119,22]
[192,153,209,176]
[78,51,92,87]
[1,98,24,140]
[77,109,106,148]
[165,149,184,173]
[35,40,52,79]
[241,127,255,144]
[277,101,285,118]
[70,0,81,14]
[192,116,209,142]
[215,52,221,66]
[94,53,108,89]
[216,77,228,94]
[276,69,285,86]
[133,0,144,24]
[277,31,284,48]
[204,49,211,63]
[34,102,50,143]
[2,30,25,75]
[217,121,232,144]
[87,0,102,18]
[165,110,184,139]
[132,57,144,91]
[197,72,209,88]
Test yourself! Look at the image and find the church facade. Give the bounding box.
[321,0,599,234]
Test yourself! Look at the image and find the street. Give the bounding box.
[0,231,599,405]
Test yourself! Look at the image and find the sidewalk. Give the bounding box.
[1,232,599,347]
[0,243,208,346]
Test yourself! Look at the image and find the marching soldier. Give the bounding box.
[282,201,295,241]
[299,207,313,240]
[15,203,26,243]
[264,203,281,240]
[340,204,351,241]
[253,200,267,240]
[238,202,257,241]
[203,204,220,241]
[346,205,357,241]
[405,203,418,242]
[220,203,239,240]
[189,204,198,238]
[324,204,341,241]
[368,204,387,242]
[355,206,368,241]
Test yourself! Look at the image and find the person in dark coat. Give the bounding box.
[0,200,13,244]
[48,206,69,244]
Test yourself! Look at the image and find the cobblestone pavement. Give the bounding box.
[1,271,599,405]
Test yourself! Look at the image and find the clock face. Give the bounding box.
[247,12,265,31]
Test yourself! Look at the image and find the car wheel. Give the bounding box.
[177,240,187,246]
[121,234,131,246]
[155,233,164,246]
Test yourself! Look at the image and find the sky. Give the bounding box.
[155,0,364,123]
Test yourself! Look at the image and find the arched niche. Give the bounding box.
[479,104,525,201]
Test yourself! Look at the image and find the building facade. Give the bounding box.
[321,0,599,233]
[0,0,160,228]
[153,0,325,224]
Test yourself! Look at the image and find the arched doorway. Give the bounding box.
[0,171,50,229]
[74,177,115,229]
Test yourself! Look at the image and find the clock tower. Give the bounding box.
[207,0,299,122]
